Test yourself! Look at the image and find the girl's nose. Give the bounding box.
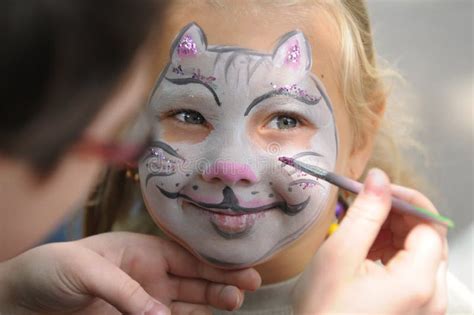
[202,161,258,185]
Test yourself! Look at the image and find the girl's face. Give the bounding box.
[139,3,359,270]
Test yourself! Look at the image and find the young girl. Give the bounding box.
[86,1,451,313]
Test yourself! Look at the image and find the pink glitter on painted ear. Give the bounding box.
[177,35,198,57]
[286,43,301,64]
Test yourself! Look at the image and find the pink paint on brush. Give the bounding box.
[278,156,295,166]
[278,156,454,228]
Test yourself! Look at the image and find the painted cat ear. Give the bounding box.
[171,23,207,64]
[272,31,312,72]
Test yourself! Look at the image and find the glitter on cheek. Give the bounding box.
[147,148,177,174]
[177,35,198,57]
[298,182,315,190]
[294,171,317,190]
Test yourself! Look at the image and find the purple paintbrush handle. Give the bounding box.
[326,172,363,194]
[328,172,442,223]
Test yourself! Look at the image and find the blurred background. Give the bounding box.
[42,0,473,295]
[367,0,473,293]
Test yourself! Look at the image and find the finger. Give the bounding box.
[358,259,385,277]
[380,248,398,265]
[391,185,448,258]
[326,168,392,274]
[421,261,448,315]
[387,225,443,306]
[80,233,261,291]
[389,212,410,236]
[391,185,446,234]
[392,233,406,250]
[169,276,243,311]
[161,240,261,291]
[66,247,169,315]
[391,185,437,213]
[369,228,393,253]
[169,302,212,315]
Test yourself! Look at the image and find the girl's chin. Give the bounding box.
[147,195,334,270]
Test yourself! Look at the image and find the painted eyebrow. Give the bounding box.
[165,77,221,106]
[244,90,321,116]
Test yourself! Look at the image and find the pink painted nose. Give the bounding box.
[202,161,257,185]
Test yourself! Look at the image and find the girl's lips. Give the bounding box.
[183,201,267,236]
[210,211,264,234]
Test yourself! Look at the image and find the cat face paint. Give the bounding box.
[139,23,338,268]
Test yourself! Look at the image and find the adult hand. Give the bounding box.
[293,168,448,315]
[0,232,261,315]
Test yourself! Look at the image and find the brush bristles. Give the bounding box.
[279,156,454,228]
[278,156,295,166]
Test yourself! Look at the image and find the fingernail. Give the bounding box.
[144,300,170,315]
[364,168,388,197]
[220,285,240,311]
[236,290,244,310]
[246,268,262,291]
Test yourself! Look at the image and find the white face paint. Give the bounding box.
[139,23,338,268]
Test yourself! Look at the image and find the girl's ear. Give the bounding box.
[272,31,312,75]
[347,137,374,180]
[347,98,387,180]
[170,22,207,65]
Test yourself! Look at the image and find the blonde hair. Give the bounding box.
[334,0,422,187]
[85,0,423,236]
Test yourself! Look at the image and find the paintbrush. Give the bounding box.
[279,156,454,228]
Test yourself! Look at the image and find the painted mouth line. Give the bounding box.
[156,185,310,216]
[184,200,274,216]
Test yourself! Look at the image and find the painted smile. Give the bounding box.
[156,185,310,216]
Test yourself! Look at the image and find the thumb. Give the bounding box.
[68,249,170,315]
[326,168,392,275]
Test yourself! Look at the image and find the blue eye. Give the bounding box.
[267,115,299,129]
[175,110,206,124]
